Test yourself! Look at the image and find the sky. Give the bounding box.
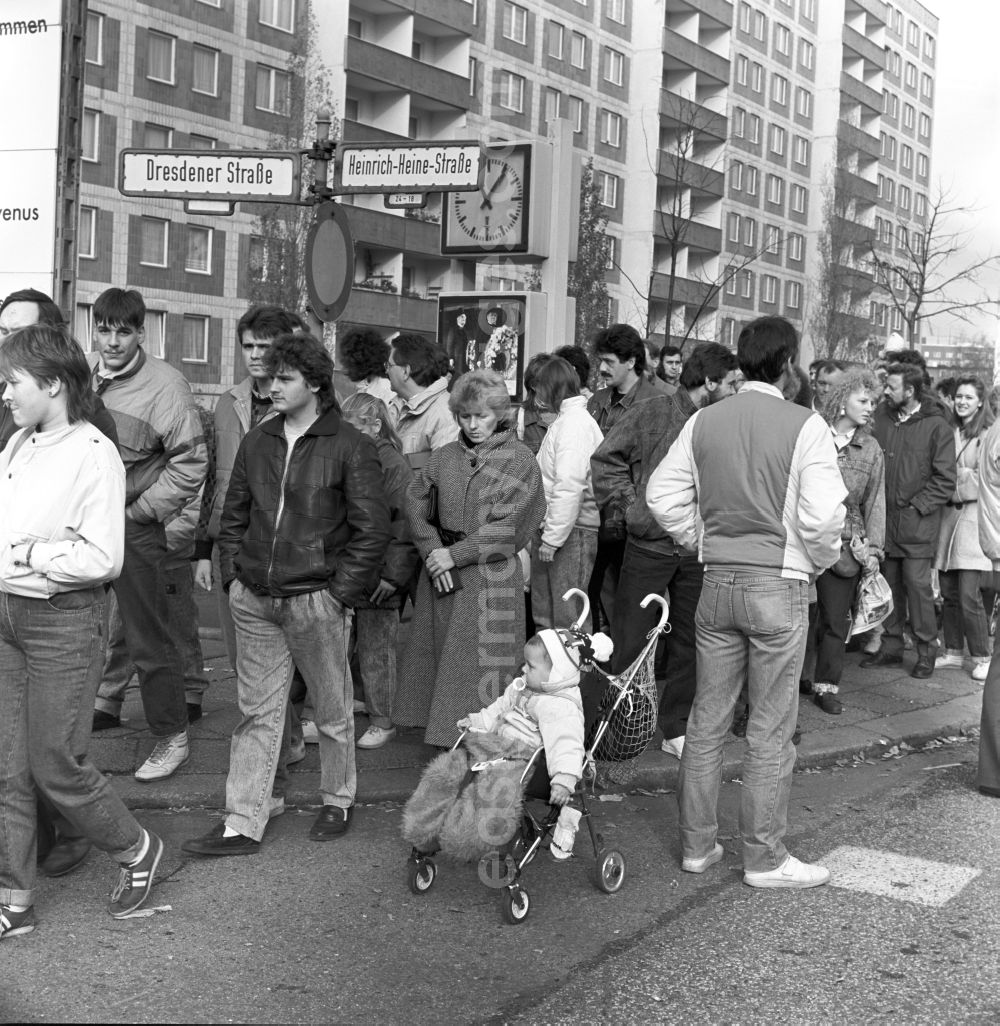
[926,0,1000,343]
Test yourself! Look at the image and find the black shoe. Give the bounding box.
[108,830,164,919]
[814,692,843,715]
[309,805,353,841]
[40,837,92,878]
[911,657,935,679]
[187,703,203,724]
[792,724,802,746]
[799,679,813,695]
[181,822,260,857]
[860,650,903,669]
[978,785,1000,798]
[92,710,121,731]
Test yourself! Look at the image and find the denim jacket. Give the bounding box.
[837,428,886,558]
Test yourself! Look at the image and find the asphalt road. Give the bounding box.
[3,738,997,1025]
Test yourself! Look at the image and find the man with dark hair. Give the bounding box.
[387,333,458,469]
[861,361,956,678]
[87,287,208,783]
[813,359,847,412]
[182,333,390,855]
[648,316,845,889]
[587,323,663,630]
[0,288,65,337]
[340,327,393,407]
[658,345,683,393]
[193,304,306,669]
[592,343,740,759]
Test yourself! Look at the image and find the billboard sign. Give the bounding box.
[0,0,63,299]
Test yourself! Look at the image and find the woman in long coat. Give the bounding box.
[394,370,545,748]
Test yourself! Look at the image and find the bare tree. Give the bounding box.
[869,183,1000,345]
[567,159,610,362]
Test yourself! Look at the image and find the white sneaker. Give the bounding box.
[301,720,319,744]
[353,699,368,714]
[936,650,965,670]
[134,731,189,782]
[743,854,830,889]
[269,796,286,819]
[682,842,724,874]
[357,725,396,749]
[972,660,990,682]
[661,735,685,759]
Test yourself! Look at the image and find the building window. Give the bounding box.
[85,11,103,65]
[886,136,897,160]
[728,212,741,242]
[742,217,757,248]
[189,133,217,149]
[788,232,803,261]
[598,172,619,208]
[192,45,219,96]
[545,87,562,121]
[917,153,928,178]
[568,96,583,133]
[185,226,212,274]
[765,224,781,254]
[801,0,815,18]
[791,184,806,213]
[740,270,754,299]
[736,54,748,86]
[748,114,761,143]
[468,57,478,97]
[899,184,911,210]
[907,20,919,46]
[733,107,746,138]
[145,311,166,359]
[182,315,209,363]
[769,124,785,156]
[745,166,758,195]
[604,48,624,86]
[795,87,811,117]
[799,39,814,69]
[753,10,767,41]
[905,62,917,88]
[751,62,763,92]
[548,21,564,59]
[901,144,913,170]
[502,3,528,44]
[897,224,908,248]
[921,73,933,101]
[762,275,778,304]
[738,1,750,32]
[766,173,784,205]
[793,136,809,165]
[78,206,96,259]
[919,112,931,138]
[775,24,790,56]
[147,30,176,85]
[726,273,738,296]
[599,109,621,147]
[604,234,617,270]
[730,159,744,191]
[571,32,587,68]
[82,109,100,162]
[924,34,936,59]
[606,0,626,24]
[498,71,525,113]
[915,192,927,217]
[772,74,788,105]
[139,218,169,267]
[259,0,295,33]
[144,124,173,148]
[787,280,802,309]
[255,65,291,115]
[903,103,914,129]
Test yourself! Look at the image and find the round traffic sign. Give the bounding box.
[305,201,355,323]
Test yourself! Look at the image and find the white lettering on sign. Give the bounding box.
[338,144,482,192]
[120,151,298,199]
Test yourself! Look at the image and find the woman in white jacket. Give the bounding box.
[524,354,604,632]
[0,325,163,939]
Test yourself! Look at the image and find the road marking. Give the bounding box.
[822,846,981,907]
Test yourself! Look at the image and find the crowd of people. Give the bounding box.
[1,287,998,938]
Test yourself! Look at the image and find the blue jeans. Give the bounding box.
[226,582,355,841]
[679,569,808,873]
[0,590,144,906]
[355,607,398,730]
[531,527,599,633]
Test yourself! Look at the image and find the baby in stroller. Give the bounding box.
[402,627,612,863]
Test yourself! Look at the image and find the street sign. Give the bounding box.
[184,200,236,216]
[118,149,299,201]
[384,192,428,210]
[335,141,481,194]
[305,201,354,323]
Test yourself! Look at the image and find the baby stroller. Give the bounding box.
[405,587,670,925]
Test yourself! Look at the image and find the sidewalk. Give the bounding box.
[90,626,986,810]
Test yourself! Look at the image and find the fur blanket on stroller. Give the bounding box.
[402,731,538,862]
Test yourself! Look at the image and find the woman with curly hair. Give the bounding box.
[340,328,394,409]
[810,370,886,714]
[394,370,545,747]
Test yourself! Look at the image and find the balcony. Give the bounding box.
[668,0,734,26]
[341,119,409,145]
[345,38,470,110]
[652,215,722,254]
[833,215,876,248]
[662,29,730,85]
[837,120,881,161]
[837,169,878,206]
[659,90,728,142]
[344,205,442,259]
[843,23,884,69]
[341,287,438,335]
[657,152,725,197]
[840,71,882,114]
[832,261,875,295]
[387,0,474,32]
[650,272,720,310]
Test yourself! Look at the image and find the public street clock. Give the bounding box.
[442,143,532,255]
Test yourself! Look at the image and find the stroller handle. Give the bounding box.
[561,588,591,631]
[640,593,670,633]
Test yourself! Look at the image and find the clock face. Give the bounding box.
[442,145,531,254]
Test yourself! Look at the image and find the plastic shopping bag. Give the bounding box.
[849,571,893,638]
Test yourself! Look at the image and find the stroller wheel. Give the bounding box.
[407,857,436,894]
[593,849,626,893]
[502,885,531,925]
